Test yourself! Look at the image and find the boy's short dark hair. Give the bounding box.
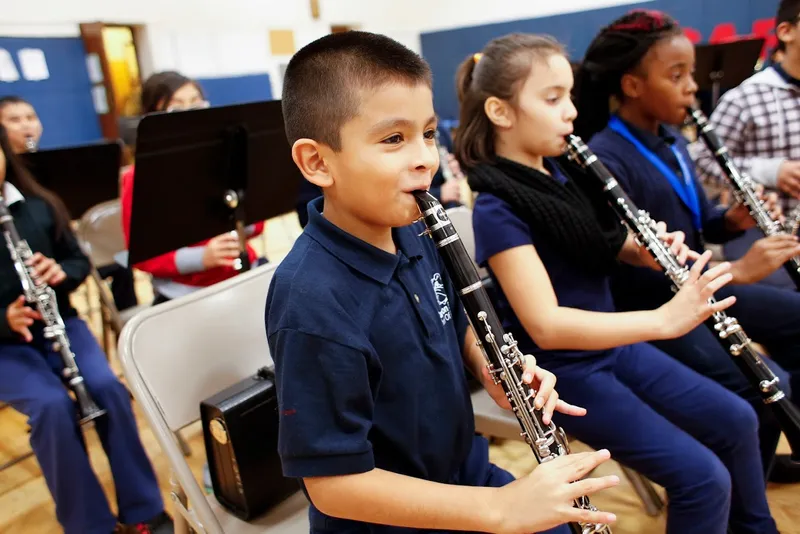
[281,31,432,151]
[0,95,32,114]
[778,0,800,25]
[777,0,800,51]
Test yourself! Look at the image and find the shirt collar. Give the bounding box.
[774,62,800,88]
[615,115,677,152]
[303,197,425,285]
[2,182,24,206]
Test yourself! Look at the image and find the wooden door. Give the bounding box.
[79,22,119,140]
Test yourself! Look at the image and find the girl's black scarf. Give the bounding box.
[468,156,628,274]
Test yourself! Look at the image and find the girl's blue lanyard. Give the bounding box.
[608,116,702,230]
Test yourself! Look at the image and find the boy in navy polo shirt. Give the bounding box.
[265,31,619,534]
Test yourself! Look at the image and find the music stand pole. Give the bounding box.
[694,38,765,114]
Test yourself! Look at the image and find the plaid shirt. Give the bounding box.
[692,66,800,210]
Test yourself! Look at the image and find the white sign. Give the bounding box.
[0,49,20,82]
[17,48,49,81]
[92,85,109,114]
[86,53,104,83]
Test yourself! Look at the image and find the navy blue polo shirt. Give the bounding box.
[588,116,742,312]
[266,197,497,534]
[472,159,619,371]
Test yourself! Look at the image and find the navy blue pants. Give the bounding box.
[548,343,776,534]
[0,317,164,534]
[651,324,790,478]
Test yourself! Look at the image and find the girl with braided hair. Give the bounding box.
[460,30,778,533]
[576,8,800,485]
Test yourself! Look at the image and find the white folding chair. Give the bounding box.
[118,262,309,534]
[75,200,152,343]
[452,206,665,517]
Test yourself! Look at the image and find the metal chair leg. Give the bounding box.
[170,471,194,534]
[175,430,192,457]
[620,465,664,517]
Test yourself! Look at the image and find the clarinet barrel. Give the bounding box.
[413,190,611,534]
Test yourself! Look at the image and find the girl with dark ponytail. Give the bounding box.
[578,9,800,486]
[461,30,778,534]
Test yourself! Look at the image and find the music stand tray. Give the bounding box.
[128,100,303,267]
[21,140,122,220]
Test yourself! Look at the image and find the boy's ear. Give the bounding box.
[291,139,334,188]
[777,21,798,48]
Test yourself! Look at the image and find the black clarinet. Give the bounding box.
[413,190,611,534]
[0,194,106,426]
[686,107,800,290]
[565,135,800,461]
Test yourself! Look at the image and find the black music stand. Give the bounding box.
[21,140,122,220]
[127,100,304,268]
[695,38,766,112]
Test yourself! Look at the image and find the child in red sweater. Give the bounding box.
[120,71,265,303]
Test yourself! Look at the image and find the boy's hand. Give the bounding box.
[760,187,783,222]
[725,184,783,231]
[6,295,41,342]
[26,252,67,287]
[481,355,586,425]
[202,233,241,269]
[491,449,619,534]
[778,160,800,199]
[439,179,462,204]
[728,234,800,284]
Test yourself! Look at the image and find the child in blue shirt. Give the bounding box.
[575,8,800,483]
[0,127,171,534]
[265,31,617,534]
[460,31,777,534]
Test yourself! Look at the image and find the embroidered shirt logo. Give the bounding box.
[430,273,452,325]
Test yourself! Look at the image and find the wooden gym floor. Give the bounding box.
[0,211,799,533]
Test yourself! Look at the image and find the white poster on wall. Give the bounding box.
[91,85,109,114]
[86,53,104,84]
[18,48,49,81]
[0,49,20,82]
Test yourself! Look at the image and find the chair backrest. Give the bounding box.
[446,206,489,279]
[76,199,126,268]
[119,262,309,533]
[119,262,279,431]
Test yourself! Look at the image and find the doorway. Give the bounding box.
[80,22,144,164]
[102,26,142,118]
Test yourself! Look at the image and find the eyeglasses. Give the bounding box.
[165,100,210,113]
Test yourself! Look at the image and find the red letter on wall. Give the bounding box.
[684,27,702,44]
[709,23,738,43]
[753,18,778,57]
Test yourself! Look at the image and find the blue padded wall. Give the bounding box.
[421,0,777,121]
[195,73,273,107]
[0,37,102,148]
